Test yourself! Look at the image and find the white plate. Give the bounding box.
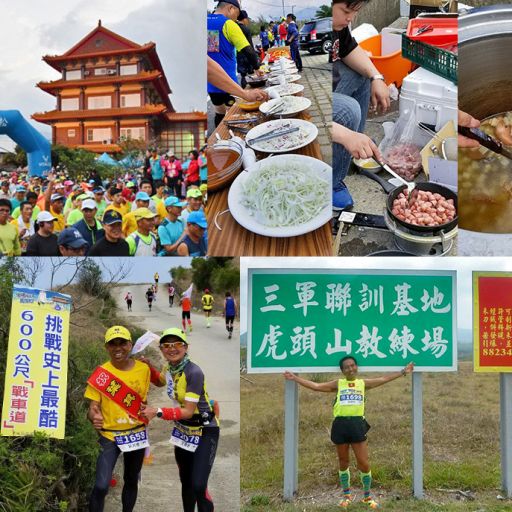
[269,67,298,77]
[268,74,301,85]
[227,154,332,237]
[270,63,297,72]
[259,96,312,117]
[245,118,318,153]
[265,83,304,96]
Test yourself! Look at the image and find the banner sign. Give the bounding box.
[247,269,457,373]
[1,286,72,438]
[473,272,512,372]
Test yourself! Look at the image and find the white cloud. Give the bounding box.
[0,0,205,140]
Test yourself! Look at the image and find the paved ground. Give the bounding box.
[103,283,240,512]
[207,49,332,164]
[332,17,457,256]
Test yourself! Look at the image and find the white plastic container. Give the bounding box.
[351,23,379,43]
[399,67,457,132]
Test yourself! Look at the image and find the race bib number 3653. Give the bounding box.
[114,429,149,452]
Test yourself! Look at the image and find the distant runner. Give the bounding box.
[180,292,192,333]
[145,287,155,311]
[154,272,159,285]
[223,292,237,339]
[168,283,176,308]
[284,357,414,509]
[201,289,214,328]
[124,291,133,312]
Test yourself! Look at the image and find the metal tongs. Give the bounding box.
[374,158,418,206]
[458,126,512,161]
[264,99,286,116]
[247,126,299,146]
[224,116,259,126]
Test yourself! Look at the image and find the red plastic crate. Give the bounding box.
[406,17,457,47]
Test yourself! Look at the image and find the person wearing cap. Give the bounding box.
[151,180,166,207]
[149,149,163,182]
[0,180,11,200]
[279,17,288,46]
[11,191,41,221]
[85,325,154,512]
[130,180,157,214]
[10,185,26,211]
[164,152,182,198]
[105,186,130,217]
[57,227,88,256]
[201,289,214,328]
[93,187,107,220]
[180,188,204,224]
[236,10,260,89]
[185,151,201,188]
[89,210,130,257]
[25,211,59,256]
[126,208,158,257]
[73,199,104,253]
[208,0,261,127]
[177,210,208,257]
[122,181,136,204]
[140,328,220,512]
[10,200,35,255]
[123,191,151,237]
[157,196,186,256]
[199,184,208,204]
[0,198,21,256]
[65,193,88,226]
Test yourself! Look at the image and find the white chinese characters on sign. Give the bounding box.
[325,283,352,316]
[391,283,418,316]
[359,284,384,314]
[260,285,286,313]
[353,325,386,359]
[293,282,319,317]
[290,326,317,359]
[326,329,352,355]
[256,324,286,360]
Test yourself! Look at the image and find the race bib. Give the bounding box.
[170,423,202,452]
[339,389,363,406]
[114,428,149,452]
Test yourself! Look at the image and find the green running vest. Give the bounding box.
[333,378,365,417]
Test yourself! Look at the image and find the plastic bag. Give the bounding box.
[378,110,424,181]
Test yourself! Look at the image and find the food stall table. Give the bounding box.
[206,102,333,256]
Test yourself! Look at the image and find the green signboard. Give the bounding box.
[247,269,457,373]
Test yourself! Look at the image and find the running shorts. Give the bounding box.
[225,315,235,323]
[330,416,370,445]
[182,311,191,319]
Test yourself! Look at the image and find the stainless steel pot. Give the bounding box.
[458,5,512,253]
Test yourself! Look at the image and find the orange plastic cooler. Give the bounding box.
[358,34,413,87]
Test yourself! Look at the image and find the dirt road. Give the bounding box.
[103,283,240,511]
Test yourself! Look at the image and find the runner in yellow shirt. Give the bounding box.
[84,325,158,512]
[284,357,414,509]
[122,192,151,237]
[201,289,214,328]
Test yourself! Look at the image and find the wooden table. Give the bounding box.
[206,101,333,256]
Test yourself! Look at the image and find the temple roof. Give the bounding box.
[32,104,168,123]
[165,112,207,122]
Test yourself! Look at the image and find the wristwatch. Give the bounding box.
[370,73,385,82]
[156,408,163,418]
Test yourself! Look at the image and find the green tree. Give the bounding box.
[77,259,109,299]
[2,145,27,167]
[315,4,332,17]
[55,146,115,181]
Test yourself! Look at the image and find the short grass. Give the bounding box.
[241,362,511,511]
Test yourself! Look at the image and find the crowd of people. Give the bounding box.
[0,147,208,257]
[207,0,304,126]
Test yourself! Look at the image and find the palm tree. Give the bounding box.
[315,4,332,18]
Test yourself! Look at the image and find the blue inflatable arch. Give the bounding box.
[0,110,51,177]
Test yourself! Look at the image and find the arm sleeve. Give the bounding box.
[338,28,358,59]
[184,365,205,403]
[223,20,250,51]
[84,384,101,401]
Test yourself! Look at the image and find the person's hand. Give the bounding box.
[371,79,390,112]
[140,404,158,421]
[283,371,297,381]
[19,228,27,238]
[89,410,104,430]
[241,88,270,102]
[344,132,383,161]
[138,356,153,367]
[403,362,415,375]
[458,110,481,149]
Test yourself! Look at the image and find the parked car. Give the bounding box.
[299,17,332,54]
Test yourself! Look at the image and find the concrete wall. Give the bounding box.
[352,0,401,31]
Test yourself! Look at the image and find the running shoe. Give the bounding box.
[338,494,353,508]
[361,496,379,509]
[332,182,354,211]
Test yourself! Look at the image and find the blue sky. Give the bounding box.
[26,257,192,289]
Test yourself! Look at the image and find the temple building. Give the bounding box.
[32,21,206,157]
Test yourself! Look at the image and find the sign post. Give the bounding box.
[1,286,72,439]
[246,268,457,499]
[473,272,512,497]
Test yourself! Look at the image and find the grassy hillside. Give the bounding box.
[241,361,510,511]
